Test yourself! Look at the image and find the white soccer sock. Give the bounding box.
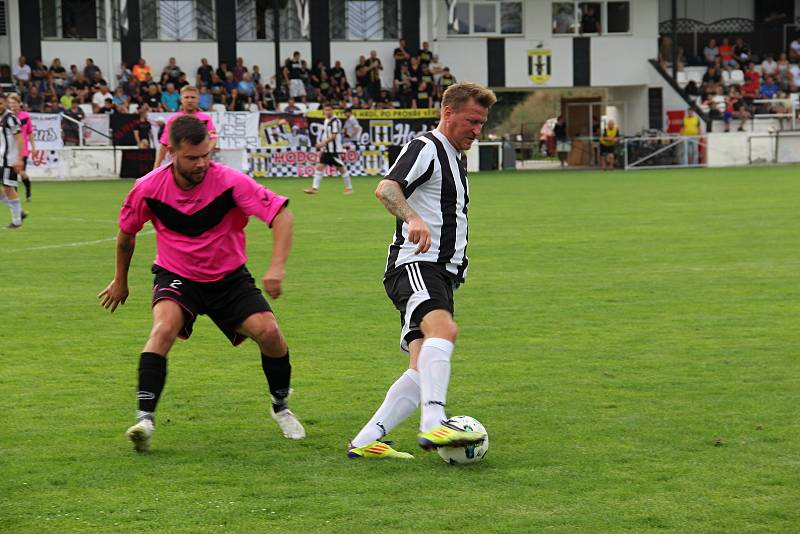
[342,172,352,189]
[418,338,454,432]
[9,198,21,225]
[351,369,420,448]
[312,171,323,190]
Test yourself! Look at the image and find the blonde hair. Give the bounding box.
[180,85,199,95]
[441,82,497,110]
[6,93,21,104]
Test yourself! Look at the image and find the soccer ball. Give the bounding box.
[437,415,489,465]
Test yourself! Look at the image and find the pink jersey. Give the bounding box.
[159,111,217,146]
[17,111,33,157]
[119,161,288,282]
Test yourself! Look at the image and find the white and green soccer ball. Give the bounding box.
[437,415,489,465]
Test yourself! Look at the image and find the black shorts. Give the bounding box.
[151,264,271,346]
[600,144,616,155]
[320,152,344,167]
[384,262,456,353]
[1,167,18,188]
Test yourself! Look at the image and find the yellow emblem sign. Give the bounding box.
[528,50,552,84]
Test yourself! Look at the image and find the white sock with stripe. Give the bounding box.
[342,172,352,189]
[418,338,453,432]
[9,198,21,225]
[312,171,323,190]
[351,369,420,448]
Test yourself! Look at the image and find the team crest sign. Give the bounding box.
[528,49,552,84]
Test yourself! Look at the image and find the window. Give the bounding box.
[141,0,216,40]
[607,1,629,33]
[446,1,523,36]
[41,0,107,39]
[0,1,7,36]
[329,0,401,41]
[552,1,630,36]
[237,0,307,40]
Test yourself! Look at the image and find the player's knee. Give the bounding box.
[430,319,458,342]
[251,320,282,347]
[149,319,181,344]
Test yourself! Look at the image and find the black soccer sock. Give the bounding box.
[261,351,291,413]
[137,352,167,418]
[21,177,31,198]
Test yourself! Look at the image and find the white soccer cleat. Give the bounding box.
[270,408,306,439]
[126,419,154,453]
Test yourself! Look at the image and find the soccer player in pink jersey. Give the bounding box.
[98,115,305,452]
[152,85,217,169]
[7,94,33,202]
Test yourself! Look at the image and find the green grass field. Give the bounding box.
[2,167,799,533]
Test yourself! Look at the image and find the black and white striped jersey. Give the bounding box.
[0,111,21,167]
[383,129,470,282]
[322,116,343,153]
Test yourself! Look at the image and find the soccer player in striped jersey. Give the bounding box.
[304,103,353,195]
[7,95,33,202]
[99,116,305,452]
[348,83,497,459]
[0,94,25,229]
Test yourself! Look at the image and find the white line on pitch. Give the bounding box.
[7,230,155,252]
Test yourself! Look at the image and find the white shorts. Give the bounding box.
[289,79,306,98]
[556,140,571,153]
[2,167,18,188]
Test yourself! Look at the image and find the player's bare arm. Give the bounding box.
[98,230,136,312]
[153,144,167,169]
[263,207,293,299]
[13,132,23,172]
[375,179,431,254]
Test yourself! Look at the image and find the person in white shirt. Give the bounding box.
[761,54,778,77]
[12,56,31,89]
[790,39,800,62]
[92,83,113,113]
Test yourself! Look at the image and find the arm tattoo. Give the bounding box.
[379,182,420,223]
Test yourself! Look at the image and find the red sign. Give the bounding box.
[666,110,686,133]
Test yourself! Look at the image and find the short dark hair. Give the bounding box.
[169,115,209,148]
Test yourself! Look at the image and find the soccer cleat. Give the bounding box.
[417,421,487,451]
[270,407,306,439]
[303,188,318,195]
[26,196,31,203]
[348,440,413,460]
[6,222,21,229]
[21,211,28,220]
[126,418,154,453]
[343,187,353,195]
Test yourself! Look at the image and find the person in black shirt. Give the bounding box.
[197,58,214,87]
[419,41,433,66]
[216,62,229,80]
[366,50,383,100]
[83,58,101,82]
[330,61,345,83]
[580,5,601,34]
[25,85,44,112]
[134,107,152,148]
[393,39,411,78]
[144,83,163,111]
[413,81,432,108]
[260,85,277,111]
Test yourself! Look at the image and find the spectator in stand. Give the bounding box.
[163,57,182,84]
[790,37,800,62]
[393,38,411,78]
[420,63,435,92]
[25,84,44,112]
[761,54,778,78]
[209,73,226,104]
[286,51,306,102]
[701,66,722,96]
[62,99,85,145]
[143,82,163,111]
[67,64,80,84]
[70,72,91,103]
[684,80,700,99]
[30,58,49,94]
[330,61,345,84]
[117,61,132,89]
[175,72,189,90]
[438,67,456,98]
[13,56,31,90]
[112,86,130,113]
[724,86,749,132]
[299,60,312,94]
[216,61,229,80]
[733,37,751,68]
[393,63,414,108]
[413,80,433,109]
[285,97,301,114]
[260,85,277,111]
[429,54,443,76]
[132,58,152,82]
[580,4,601,34]
[91,69,108,87]
[197,57,214,86]
[233,57,248,81]
[227,88,246,111]
[161,82,180,111]
[718,38,737,69]
[252,65,262,85]
[366,50,383,99]
[134,106,152,148]
[84,58,101,81]
[788,61,800,92]
[126,76,141,102]
[223,70,238,94]
[703,39,719,66]
[98,97,116,114]
[198,85,213,110]
[59,87,77,110]
[741,62,761,101]
[419,41,433,66]
[375,88,393,109]
[92,82,113,112]
[760,75,780,99]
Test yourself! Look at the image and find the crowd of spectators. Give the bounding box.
[660,35,800,129]
[7,39,458,118]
